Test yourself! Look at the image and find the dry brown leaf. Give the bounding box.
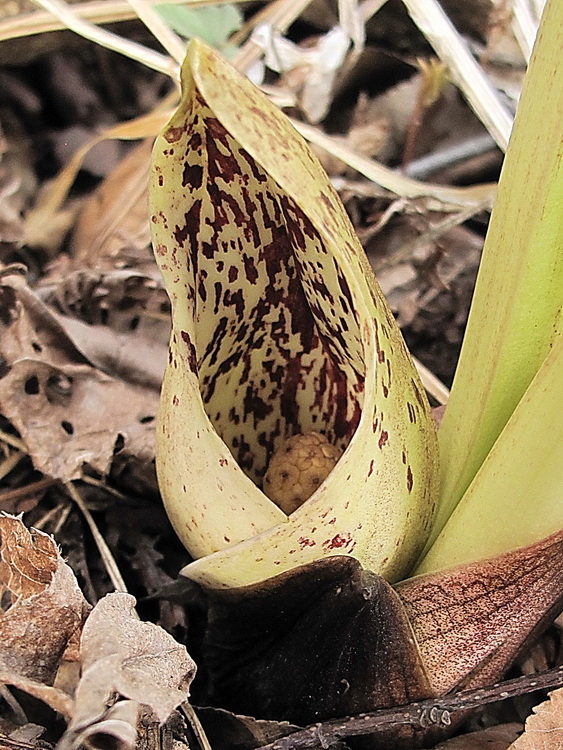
[69,139,154,270]
[0,359,157,481]
[0,669,75,721]
[58,592,196,750]
[508,688,563,749]
[0,270,91,369]
[22,108,171,254]
[36,267,170,388]
[0,271,159,482]
[0,513,88,685]
[49,313,166,391]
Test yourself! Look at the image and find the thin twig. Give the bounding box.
[258,665,563,750]
[512,0,542,62]
[0,451,26,482]
[32,499,71,532]
[65,480,129,593]
[0,686,28,726]
[0,0,237,43]
[81,475,129,501]
[375,198,492,272]
[413,356,449,405]
[125,0,187,66]
[403,133,498,181]
[292,119,497,209]
[0,476,56,507]
[31,0,179,80]
[0,430,28,452]
[400,0,514,151]
[181,703,214,750]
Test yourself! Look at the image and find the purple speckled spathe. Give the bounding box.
[155,96,368,484]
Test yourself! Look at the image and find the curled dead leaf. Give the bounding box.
[508,687,563,749]
[58,592,196,750]
[37,266,170,389]
[0,513,88,685]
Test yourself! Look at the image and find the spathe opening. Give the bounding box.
[187,122,366,486]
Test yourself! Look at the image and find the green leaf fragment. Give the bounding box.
[155,4,243,50]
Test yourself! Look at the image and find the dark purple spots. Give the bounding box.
[374,327,385,364]
[235,322,249,342]
[228,265,239,282]
[382,384,389,398]
[180,331,198,373]
[411,377,427,409]
[298,537,316,549]
[165,125,184,143]
[407,402,417,424]
[240,186,261,246]
[202,241,215,260]
[198,269,208,302]
[406,465,413,492]
[378,430,388,448]
[187,130,202,151]
[336,270,355,318]
[243,254,259,284]
[219,458,228,466]
[243,385,273,425]
[173,199,202,250]
[223,287,245,317]
[213,281,222,314]
[205,117,243,181]
[239,146,268,184]
[255,191,278,231]
[158,175,164,187]
[182,162,203,189]
[323,533,353,551]
[320,192,335,214]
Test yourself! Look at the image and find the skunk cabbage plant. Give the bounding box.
[150,41,439,590]
[149,2,563,743]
